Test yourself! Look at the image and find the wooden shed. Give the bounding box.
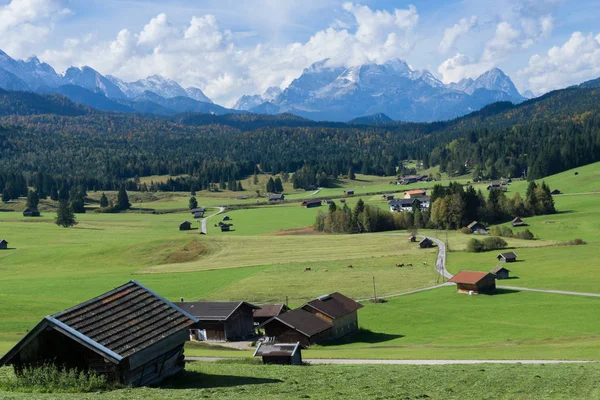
[259,308,333,347]
[0,239,7,250]
[269,194,285,202]
[253,342,302,365]
[0,281,198,386]
[253,304,290,326]
[193,212,204,219]
[419,238,434,248]
[301,200,322,208]
[467,221,487,234]
[301,293,363,340]
[511,217,527,227]
[22,208,40,217]
[497,252,518,263]
[449,271,496,295]
[491,266,510,280]
[179,221,192,231]
[174,301,258,342]
[344,190,355,196]
[408,235,417,243]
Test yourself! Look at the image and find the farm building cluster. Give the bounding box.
[388,190,430,212]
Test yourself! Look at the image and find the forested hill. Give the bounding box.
[0,82,599,194]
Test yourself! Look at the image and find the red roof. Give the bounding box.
[405,190,426,195]
[449,271,495,285]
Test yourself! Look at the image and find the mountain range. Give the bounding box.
[233,59,527,122]
[0,49,528,122]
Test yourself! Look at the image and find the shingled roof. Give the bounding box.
[449,271,495,285]
[254,342,301,357]
[173,301,258,321]
[0,281,198,366]
[253,304,289,319]
[261,308,333,337]
[302,292,363,319]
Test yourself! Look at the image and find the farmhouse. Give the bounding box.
[301,293,363,340]
[419,238,434,248]
[302,200,322,208]
[467,221,487,234]
[449,271,497,295]
[260,308,333,347]
[179,221,192,231]
[0,239,7,250]
[497,252,518,263]
[174,301,258,342]
[389,197,430,212]
[0,281,198,386]
[491,266,511,280]
[22,208,40,217]
[253,342,302,365]
[253,304,290,325]
[404,189,426,199]
[269,194,285,202]
[511,217,527,227]
[344,190,355,196]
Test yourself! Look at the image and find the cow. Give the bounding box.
[303,267,312,272]
[396,263,404,268]
[347,265,353,268]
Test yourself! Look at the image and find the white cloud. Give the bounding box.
[0,0,71,57]
[40,3,421,106]
[439,16,477,53]
[520,31,600,94]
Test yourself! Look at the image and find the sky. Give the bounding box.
[1,0,599,106]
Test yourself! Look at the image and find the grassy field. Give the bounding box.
[2,361,600,399]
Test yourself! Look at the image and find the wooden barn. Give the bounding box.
[301,293,363,340]
[511,217,527,227]
[491,266,510,280]
[497,252,518,263]
[174,301,257,342]
[253,342,302,365]
[179,221,192,231]
[408,235,417,243]
[301,200,322,208]
[190,208,205,214]
[22,208,40,217]
[383,194,395,201]
[419,238,434,248]
[259,308,333,347]
[0,281,198,386]
[551,189,561,195]
[193,211,204,219]
[220,224,231,232]
[253,304,290,326]
[467,221,487,234]
[0,239,7,250]
[449,271,497,295]
[269,194,285,202]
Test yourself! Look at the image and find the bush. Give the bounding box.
[491,226,513,238]
[467,238,485,252]
[514,229,535,240]
[460,227,471,235]
[0,364,112,393]
[482,236,508,251]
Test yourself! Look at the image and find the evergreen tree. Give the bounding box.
[50,186,59,201]
[237,181,243,191]
[117,186,131,211]
[26,190,39,209]
[99,193,109,208]
[274,177,284,193]
[58,186,69,201]
[266,177,275,193]
[69,186,86,213]
[2,188,9,203]
[328,201,337,213]
[189,196,198,210]
[55,200,77,228]
[348,167,356,180]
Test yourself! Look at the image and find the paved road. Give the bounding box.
[498,285,600,298]
[393,233,453,280]
[356,283,452,303]
[186,357,593,365]
[200,206,226,234]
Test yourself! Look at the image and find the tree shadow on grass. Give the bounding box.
[162,371,282,389]
[319,329,404,346]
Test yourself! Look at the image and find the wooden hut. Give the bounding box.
[253,304,290,326]
[491,266,510,280]
[0,239,8,250]
[0,281,198,386]
[193,211,204,219]
[408,235,417,243]
[174,301,258,342]
[253,342,302,365]
[511,217,527,227]
[179,221,192,231]
[419,238,434,248]
[301,293,363,340]
[22,208,40,217]
[497,252,518,263]
[449,271,497,294]
[550,189,561,195]
[301,200,322,208]
[467,221,487,234]
[344,190,355,196]
[259,309,333,347]
[220,224,231,232]
[269,194,285,202]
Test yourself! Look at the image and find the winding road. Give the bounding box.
[200,206,226,234]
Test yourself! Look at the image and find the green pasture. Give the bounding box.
[2,361,600,400]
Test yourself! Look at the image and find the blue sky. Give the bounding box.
[1,0,599,105]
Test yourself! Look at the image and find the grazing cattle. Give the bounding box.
[303,267,312,272]
[423,262,428,266]
[323,269,328,272]
[347,265,353,268]
[407,263,413,267]
[396,263,404,268]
